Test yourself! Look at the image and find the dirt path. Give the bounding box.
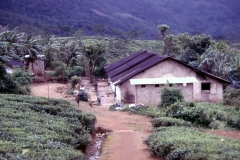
[31,79,159,160]
[31,79,240,160]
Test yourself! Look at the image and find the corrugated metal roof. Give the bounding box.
[105,50,230,85]
[104,50,146,72]
[111,54,167,83]
[7,59,25,68]
[130,77,198,85]
[107,51,155,78]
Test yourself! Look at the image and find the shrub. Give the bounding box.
[209,120,226,130]
[159,84,183,107]
[70,75,80,88]
[144,126,240,160]
[52,62,67,78]
[165,102,238,128]
[232,115,240,129]
[12,68,32,85]
[0,94,96,159]
[223,87,240,109]
[126,105,163,118]
[151,117,191,127]
[66,66,83,79]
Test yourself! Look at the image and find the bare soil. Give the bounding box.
[31,78,240,160]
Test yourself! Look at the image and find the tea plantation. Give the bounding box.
[0,94,96,160]
[122,102,240,160]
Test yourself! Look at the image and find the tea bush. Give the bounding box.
[0,94,96,159]
[12,68,32,85]
[223,87,240,110]
[151,117,192,127]
[159,84,184,107]
[144,126,240,160]
[164,102,239,128]
[128,105,163,118]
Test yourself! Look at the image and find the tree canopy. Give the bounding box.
[81,43,106,83]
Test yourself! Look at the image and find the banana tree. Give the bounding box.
[21,34,44,70]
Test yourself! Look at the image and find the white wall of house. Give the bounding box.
[115,85,121,102]
[29,59,44,76]
[117,59,224,105]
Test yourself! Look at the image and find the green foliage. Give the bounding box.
[144,126,240,160]
[223,87,240,109]
[66,66,84,79]
[159,84,184,107]
[0,64,31,94]
[12,68,32,85]
[189,34,212,55]
[209,120,226,130]
[158,24,169,38]
[2,0,240,40]
[198,46,236,79]
[0,94,96,159]
[232,116,240,129]
[69,57,80,67]
[164,102,238,128]
[161,32,213,68]
[123,105,163,118]
[151,117,191,127]
[70,75,80,89]
[81,42,106,82]
[52,61,67,78]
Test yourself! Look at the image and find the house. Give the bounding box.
[105,50,229,106]
[27,55,45,76]
[5,58,25,73]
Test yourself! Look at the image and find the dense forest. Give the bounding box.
[1,0,240,40]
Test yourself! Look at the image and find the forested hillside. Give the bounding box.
[1,0,240,40]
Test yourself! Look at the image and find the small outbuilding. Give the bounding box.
[105,50,229,106]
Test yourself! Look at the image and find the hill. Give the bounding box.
[0,0,240,39]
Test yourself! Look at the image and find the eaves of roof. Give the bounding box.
[106,50,230,86]
[113,54,167,85]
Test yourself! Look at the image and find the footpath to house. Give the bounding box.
[31,79,160,160]
[79,78,160,160]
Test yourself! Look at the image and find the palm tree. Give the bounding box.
[198,47,236,79]
[57,39,81,66]
[20,34,43,70]
[0,28,24,64]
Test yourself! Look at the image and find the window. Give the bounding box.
[141,85,146,88]
[201,82,210,94]
[155,84,159,87]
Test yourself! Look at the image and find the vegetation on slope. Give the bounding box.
[0,94,96,159]
[1,0,240,40]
